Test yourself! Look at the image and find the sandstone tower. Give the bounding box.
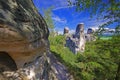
[75,23,85,52]
[64,27,69,35]
[85,28,96,42]
[65,23,85,54]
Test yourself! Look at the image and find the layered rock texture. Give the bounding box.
[65,23,85,54]
[0,0,73,80]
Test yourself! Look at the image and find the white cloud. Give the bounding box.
[52,16,67,23]
[90,26,115,32]
[58,30,63,34]
[34,0,76,11]
[57,30,75,35]
[51,0,75,10]
[53,5,75,11]
[90,26,99,31]
[69,29,75,34]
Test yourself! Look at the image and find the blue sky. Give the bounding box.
[33,0,117,34]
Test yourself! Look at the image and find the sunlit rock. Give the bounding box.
[64,27,69,35]
[65,23,85,54]
[0,0,73,80]
[85,28,96,42]
[75,23,85,52]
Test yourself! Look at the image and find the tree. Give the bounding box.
[43,7,54,33]
[76,35,120,80]
[68,0,120,29]
[49,34,120,80]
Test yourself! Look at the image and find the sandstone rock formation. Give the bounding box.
[85,28,96,42]
[0,0,49,68]
[87,28,93,34]
[64,27,69,35]
[0,0,73,80]
[75,23,85,52]
[65,23,85,54]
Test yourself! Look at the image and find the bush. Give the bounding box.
[49,35,120,80]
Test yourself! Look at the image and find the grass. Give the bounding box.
[100,36,112,40]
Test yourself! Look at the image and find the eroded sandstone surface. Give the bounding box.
[0,0,73,80]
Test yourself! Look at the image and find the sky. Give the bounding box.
[33,0,117,34]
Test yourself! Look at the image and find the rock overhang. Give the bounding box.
[0,0,49,69]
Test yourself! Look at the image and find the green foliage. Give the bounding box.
[68,0,120,32]
[115,26,120,34]
[49,35,77,64]
[68,0,120,17]
[49,35,65,45]
[49,34,120,80]
[79,35,120,80]
[43,7,54,31]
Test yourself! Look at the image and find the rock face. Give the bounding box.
[0,0,49,68]
[75,23,85,52]
[87,28,93,34]
[0,0,73,80]
[64,27,69,35]
[65,23,85,54]
[85,28,96,42]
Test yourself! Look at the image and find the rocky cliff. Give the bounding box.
[0,0,73,80]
